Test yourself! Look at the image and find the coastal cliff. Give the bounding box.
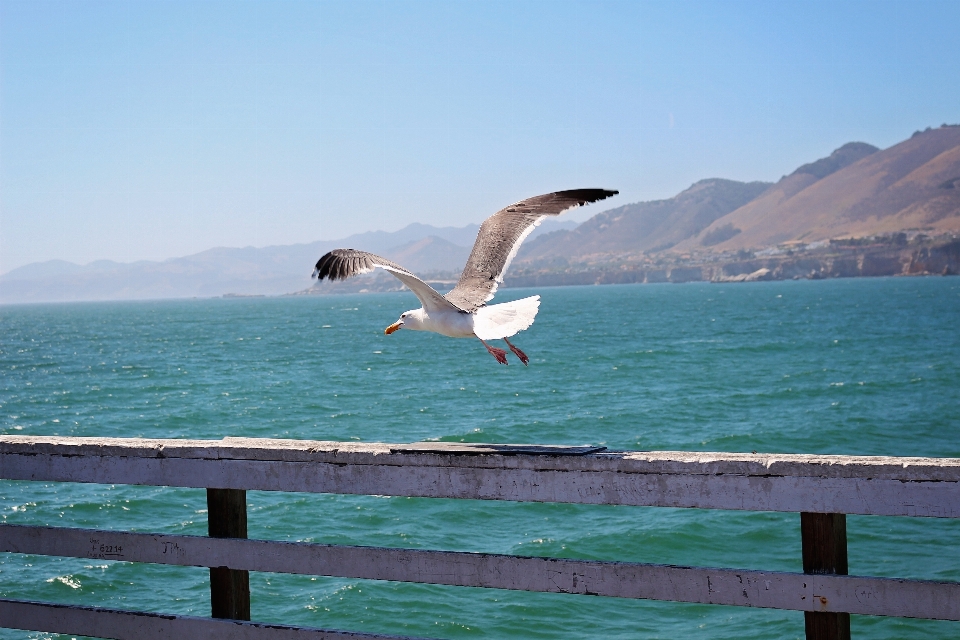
[503,235,959,288]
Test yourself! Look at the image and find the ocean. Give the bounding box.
[1,276,958,639]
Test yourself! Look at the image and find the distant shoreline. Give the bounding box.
[2,268,957,307]
[300,235,959,296]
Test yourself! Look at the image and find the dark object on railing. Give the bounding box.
[802,512,850,640]
[208,488,251,621]
[389,442,606,455]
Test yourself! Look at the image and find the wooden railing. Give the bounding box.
[0,436,958,639]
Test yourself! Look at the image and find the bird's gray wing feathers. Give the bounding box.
[444,188,618,311]
[313,249,461,313]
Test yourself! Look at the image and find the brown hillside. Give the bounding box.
[791,141,880,179]
[518,178,771,263]
[680,126,960,251]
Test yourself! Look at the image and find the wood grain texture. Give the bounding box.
[1,436,958,517]
[3,436,958,480]
[207,488,250,621]
[2,525,958,621]
[1,437,958,638]
[802,513,850,640]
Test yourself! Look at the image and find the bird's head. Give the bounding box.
[385,308,424,334]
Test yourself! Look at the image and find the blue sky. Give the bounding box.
[2,0,958,273]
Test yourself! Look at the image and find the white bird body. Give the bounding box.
[313,189,617,364]
[398,295,541,340]
[396,306,474,338]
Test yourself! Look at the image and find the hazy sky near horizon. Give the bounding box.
[2,0,959,273]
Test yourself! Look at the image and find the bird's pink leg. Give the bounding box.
[479,339,508,365]
[503,337,529,365]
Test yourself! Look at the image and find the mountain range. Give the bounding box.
[516,178,773,264]
[3,124,958,304]
[0,219,574,304]
[676,127,960,253]
[516,127,960,266]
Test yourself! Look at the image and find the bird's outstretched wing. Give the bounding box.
[444,188,618,311]
[313,249,462,313]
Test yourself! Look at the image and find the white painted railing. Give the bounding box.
[0,436,958,640]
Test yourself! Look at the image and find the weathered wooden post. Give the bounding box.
[206,488,250,620]
[801,512,850,640]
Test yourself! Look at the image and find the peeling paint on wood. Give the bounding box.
[1,436,958,640]
[1,525,958,621]
[2,436,959,482]
[1,436,958,517]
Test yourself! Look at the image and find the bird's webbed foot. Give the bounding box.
[503,338,529,365]
[480,340,509,365]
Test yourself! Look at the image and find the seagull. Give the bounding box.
[312,189,618,365]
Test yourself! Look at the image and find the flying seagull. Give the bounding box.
[312,188,618,365]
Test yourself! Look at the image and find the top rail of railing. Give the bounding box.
[2,436,959,518]
[2,436,960,640]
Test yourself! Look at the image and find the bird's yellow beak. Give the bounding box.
[384,321,402,335]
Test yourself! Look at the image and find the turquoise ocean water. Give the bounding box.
[1,277,959,639]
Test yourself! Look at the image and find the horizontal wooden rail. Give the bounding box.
[0,598,414,639]
[1,524,958,621]
[2,436,959,517]
[1,436,958,640]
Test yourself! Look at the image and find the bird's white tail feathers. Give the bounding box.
[473,295,541,340]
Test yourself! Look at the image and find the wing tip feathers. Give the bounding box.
[556,188,619,206]
[313,249,368,281]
